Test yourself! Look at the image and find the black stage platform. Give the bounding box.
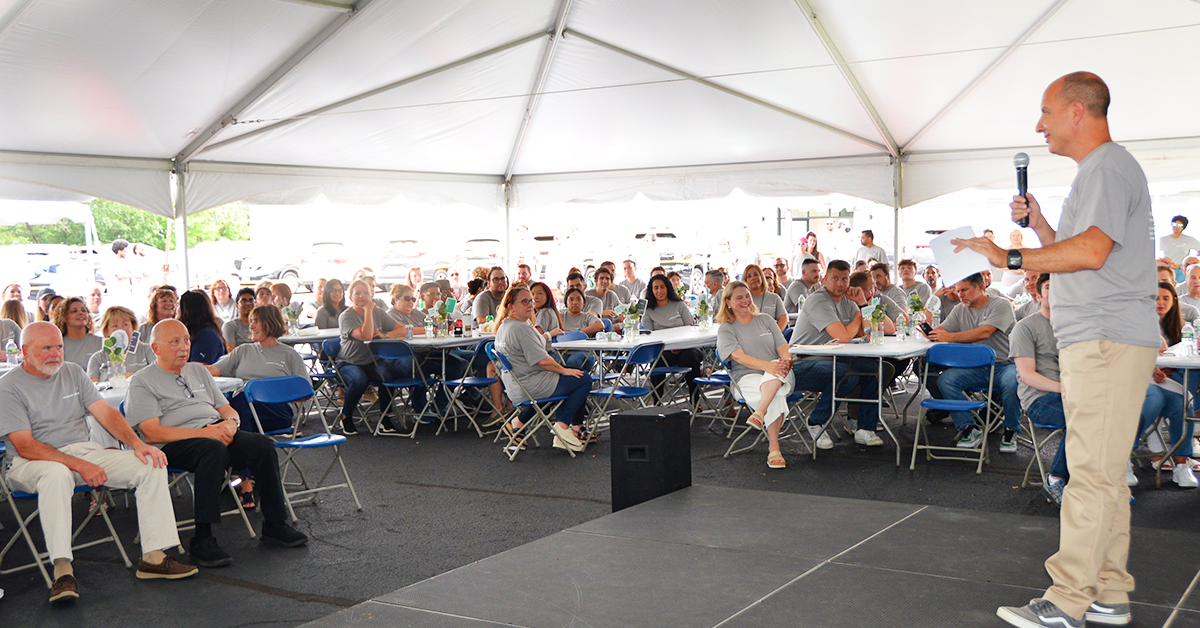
[303,485,1200,628]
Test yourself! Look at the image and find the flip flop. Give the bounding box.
[767,450,786,469]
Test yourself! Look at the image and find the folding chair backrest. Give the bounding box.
[925,343,995,369]
[491,347,515,373]
[627,342,664,366]
[369,339,415,361]
[782,327,792,343]
[244,376,315,405]
[601,318,613,333]
[322,337,342,363]
[553,330,588,343]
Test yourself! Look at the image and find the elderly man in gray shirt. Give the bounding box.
[0,322,195,603]
[125,320,307,570]
[922,272,1021,452]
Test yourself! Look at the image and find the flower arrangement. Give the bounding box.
[675,284,687,300]
[696,297,710,318]
[282,304,302,330]
[102,329,128,366]
[908,292,924,314]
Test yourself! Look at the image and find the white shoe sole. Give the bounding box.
[552,436,584,452]
[996,606,1079,628]
[1084,610,1132,626]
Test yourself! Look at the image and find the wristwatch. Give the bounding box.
[1006,248,1023,270]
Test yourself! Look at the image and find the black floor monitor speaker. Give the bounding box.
[610,407,691,512]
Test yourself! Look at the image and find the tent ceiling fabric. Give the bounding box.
[0,0,1198,217]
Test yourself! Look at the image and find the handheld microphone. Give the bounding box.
[1014,152,1030,227]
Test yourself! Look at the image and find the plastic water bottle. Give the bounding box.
[1194,318,1200,356]
[1184,320,1196,356]
[5,339,18,365]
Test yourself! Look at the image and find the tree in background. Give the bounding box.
[0,199,249,247]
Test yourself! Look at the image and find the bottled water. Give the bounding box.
[1184,320,1196,356]
[1194,318,1200,356]
[4,339,16,366]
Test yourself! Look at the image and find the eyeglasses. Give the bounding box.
[237,298,255,304]
[515,299,534,305]
[175,375,195,399]
[491,276,508,283]
[774,263,786,268]
[1174,222,1186,227]
[213,286,229,292]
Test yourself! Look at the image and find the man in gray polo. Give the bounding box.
[125,320,308,570]
[956,72,1156,628]
[784,258,822,313]
[0,322,195,603]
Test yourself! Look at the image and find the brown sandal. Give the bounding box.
[767,450,786,469]
[746,412,765,431]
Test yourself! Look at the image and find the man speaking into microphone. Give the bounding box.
[952,72,1156,628]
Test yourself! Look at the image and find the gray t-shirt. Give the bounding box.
[717,314,787,381]
[940,294,1015,364]
[0,318,20,347]
[1009,312,1059,410]
[561,310,601,333]
[222,318,252,346]
[534,308,561,333]
[783,280,820,313]
[63,334,103,370]
[880,285,909,312]
[643,300,693,330]
[791,287,860,360]
[1181,303,1200,325]
[125,363,228,430]
[1160,233,1200,264]
[1179,293,1200,312]
[752,291,787,323]
[854,245,888,265]
[87,342,155,381]
[585,289,623,314]
[0,363,101,449]
[874,293,903,323]
[472,291,503,321]
[1050,142,1158,350]
[583,294,604,316]
[619,278,646,302]
[900,281,934,307]
[611,283,632,304]
[315,307,343,330]
[1013,299,1040,322]
[338,307,395,366]
[494,318,557,404]
[388,308,427,329]
[214,343,306,381]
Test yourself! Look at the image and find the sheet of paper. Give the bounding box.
[930,226,992,285]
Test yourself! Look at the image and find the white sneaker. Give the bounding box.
[808,424,833,449]
[854,429,883,447]
[1173,463,1198,488]
[1126,462,1138,487]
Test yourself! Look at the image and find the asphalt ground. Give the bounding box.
[1,380,1197,627]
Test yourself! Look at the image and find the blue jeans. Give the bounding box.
[936,362,1021,432]
[561,351,597,372]
[548,373,592,426]
[1026,392,1068,480]
[1137,383,1195,458]
[792,358,880,430]
[338,357,421,424]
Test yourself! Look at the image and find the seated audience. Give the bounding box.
[1136,281,1198,487]
[1013,271,1042,322]
[314,279,347,329]
[922,272,1021,452]
[457,277,484,319]
[530,281,563,338]
[3,282,34,321]
[179,290,225,365]
[515,263,533,285]
[741,264,787,331]
[126,320,308,568]
[772,258,791,286]
[405,267,423,292]
[53,297,102,370]
[650,266,667,278]
[210,279,236,320]
[254,286,273,308]
[560,287,605,335]
[36,287,58,322]
[144,286,177,328]
[270,282,300,314]
[870,263,911,315]
[789,260,883,448]
[87,284,104,324]
[473,266,508,327]
[717,281,794,469]
[361,275,389,312]
[619,260,646,301]
[784,258,821,313]
[336,279,410,435]
[387,284,427,332]
[88,306,156,381]
[222,288,255,352]
[566,273,603,316]
[599,261,631,303]
[496,286,592,453]
[1,298,25,344]
[704,268,726,315]
[587,267,625,324]
[1009,274,1069,503]
[1180,264,1200,311]
[762,266,786,299]
[644,274,702,401]
[0,322,196,603]
[897,259,934,309]
[666,271,684,293]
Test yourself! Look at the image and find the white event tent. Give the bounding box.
[1,0,1199,283]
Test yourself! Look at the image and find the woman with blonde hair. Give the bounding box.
[0,299,23,347]
[717,281,794,469]
[210,279,236,320]
[87,306,155,381]
[145,286,178,327]
[742,264,788,331]
[52,296,102,369]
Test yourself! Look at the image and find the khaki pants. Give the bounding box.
[1043,340,1155,618]
[6,442,180,562]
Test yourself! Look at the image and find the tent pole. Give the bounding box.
[893,157,902,266]
[175,168,191,290]
[503,183,512,270]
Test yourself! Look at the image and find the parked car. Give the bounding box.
[299,242,367,290]
[453,238,502,274]
[235,256,300,285]
[377,239,452,288]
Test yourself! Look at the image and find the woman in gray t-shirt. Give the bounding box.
[644,275,702,402]
[54,296,103,370]
[494,287,593,453]
[742,264,789,331]
[314,279,347,330]
[335,280,407,434]
[87,306,155,381]
[386,284,428,332]
[716,281,793,470]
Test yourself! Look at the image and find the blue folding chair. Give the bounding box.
[601,318,613,333]
[0,471,131,588]
[486,342,569,461]
[911,343,996,474]
[309,338,344,428]
[369,340,440,438]
[553,330,588,343]
[440,339,502,437]
[244,376,362,522]
[587,342,662,423]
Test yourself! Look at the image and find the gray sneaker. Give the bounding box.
[1042,477,1064,507]
[1085,601,1132,626]
[997,599,1083,628]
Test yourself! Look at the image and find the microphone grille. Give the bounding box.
[1013,152,1030,168]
